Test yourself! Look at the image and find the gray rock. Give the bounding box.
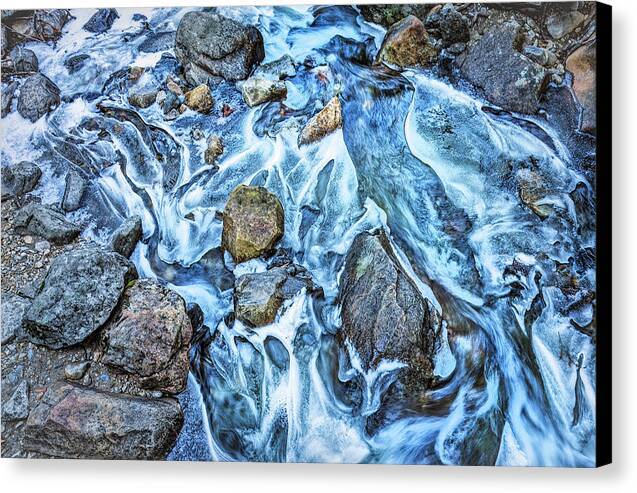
[101,279,192,394]
[83,8,119,34]
[61,169,86,212]
[458,21,548,114]
[139,31,175,53]
[523,45,558,67]
[1,161,41,199]
[2,381,29,421]
[110,215,143,258]
[10,46,38,73]
[241,77,287,107]
[546,11,586,39]
[64,54,90,74]
[431,4,470,47]
[175,11,264,85]
[64,361,90,380]
[24,245,137,349]
[24,382,183,459]
[1,292,30,344]
[253,55,297,80]
[32,10,71,41]
[17,73,61,122]
[13,202,81,245]
[128,91,157,109]
[1,81,18,117]
[339,230,441,394]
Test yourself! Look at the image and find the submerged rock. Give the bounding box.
[375,15,438,68]
[13,202,81,245]
[24,382,183,459]
[222,185,284,264]
[1,161,41,199]
[139,31,175,53]
[339,230,441,393]
[64,54,90,74]
[61,169,86,212]
[253,54,297,80]
[241,77,287,107]
[458,21,548,114]
[83,8,119,34]
[24,245,137,349]
[101,279,192,394]
[517,168,553,220]
[110,215,143,258]
[204,135,224,165]
[566,41,596,133]
[298,96,342,146]
[17,73,61,122]
[184,84,214,113]
[175,11,264,85]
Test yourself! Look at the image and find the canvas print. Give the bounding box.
[0,3,610,466]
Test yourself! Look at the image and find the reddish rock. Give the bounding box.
[566,41,596,133]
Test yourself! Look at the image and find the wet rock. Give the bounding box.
[17,73,61,122]
[204,135,224,165]
[358,4,433,28]
[222,185,284,264]
[546,10,586,39]
[83,8,119,34]
[13,202,81,245]
[1,161,41,199]
[2,381,29,422]
[339,230,441,393]
[241,77,287,107]
[24,382,183,459]
[264,336,289,370]
[458,21,548,114]
[10,46,39,73]
[128,90,158,109]
[298,96,342,146]
[101,279,192,394]
[523,45,558,67]
[234,266,316,327]
[375,15,438,68]
[33,9,71,41]
[24,245,137,349]
[517,168,553,219]
[253,55,297,80]
[184,84,214,113]
[109,215,143,258]
[566,41,596,133]
[139,31,175,53]
[64,361,90,381]
[175,11,264,85]
[433,4,470,47]
[1,81,17,117]
[61,169,86,212]
[1,292,30,344]
[64,54,90,74]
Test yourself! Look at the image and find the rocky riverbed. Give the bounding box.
[1,4,597,465]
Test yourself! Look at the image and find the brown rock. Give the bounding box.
[204,135,224,164]
[566,41,596,133]
[184,84,214,113]
[375,15,438,68]
[298,96,342,146]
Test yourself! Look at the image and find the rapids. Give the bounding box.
[0,5,597,466]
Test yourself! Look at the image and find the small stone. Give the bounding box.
[34,240,50,252]
[128,91,157,109]
[184,84,214,114]
[64,361,90,380]
[241,77,287,107]
[23,235,33,244]
[2,381,29,421]
[204,135,224,164]
[298,97,342,146]
[166,78,183,95]
[61,169,87,212]
[128,66,145,81]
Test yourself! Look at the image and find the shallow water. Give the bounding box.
[0,6,596,466]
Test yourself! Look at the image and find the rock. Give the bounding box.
[101,279,192,394]
[13,202,81,245]
[128,91,157,109]
[64,361,90,381]
[458,21,548,114]
[83,8,119,34]
[34,240,50,253]
[64,54,90,74]
[24,382,183,459]
[546,11,586,39]
[10,46,38,73]
[24,245,137,349]
[436,4,470,47]
[17,74,61,122]
[110,215,143,258]
[139,31,175,53]
[234,266,316,327]
[566,41,596,133]
[241,77,287,107]
[375,15,438,68]
[253,55,297,80]
[523,45,558,67]
[222,185,284,264]
[175,11,264,85]
[298,96,342,146]
[204,135,224,164]
[1,161,41,199]
[61,169,86,212]
[1,81,17,117]
[339,230,441,393]
[1,292,30,344]
[358,4,433,28]
[2,381,29,421]
[184,84,214,113]
[33,9,71,41]
[517,168,553,219]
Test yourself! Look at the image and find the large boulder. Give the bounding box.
[101,279,192,394]
[427,4,470,47]
[375,15,438,68]
[13,202,81,244]
[1,161,41,199]
[339,231,441,394]
[17,73,61,122]
[32,9,71,41]
[24,382,183,459]
[298,96,342,146]
[458,21,549,114]
[241,77,287,107]
[222,185,284,264]
[24,245,137,349]
[83,8,119,34]
[2,10,70,53]
[175,11,264,85]
[566,41,596,133]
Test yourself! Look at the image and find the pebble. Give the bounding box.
[64,361,90,380]
[34,240,50,252]
[23,236,33,244]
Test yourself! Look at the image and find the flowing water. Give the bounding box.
[1,5,597,466]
